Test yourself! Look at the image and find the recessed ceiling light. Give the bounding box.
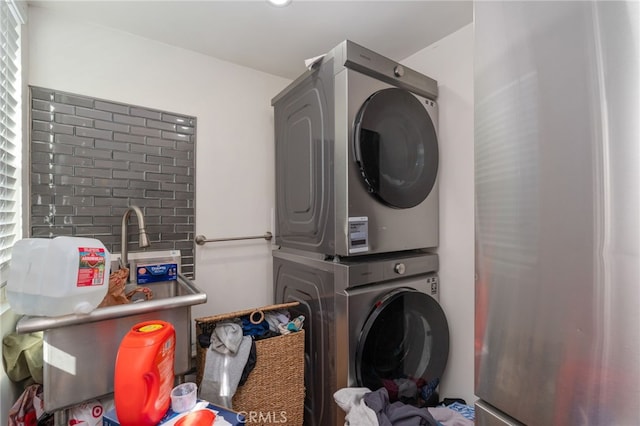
[268,0,292,7]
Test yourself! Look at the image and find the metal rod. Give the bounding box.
[195,232,273,245]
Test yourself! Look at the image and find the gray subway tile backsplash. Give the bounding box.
[31,164,74,176]
[93,178,130,188]
[73,167,113,178]
[30,151,52,164]
[130,144,162,155]
[55,134,93,147]
[55,93,95,108]
[113,170,145,180]
[75,127,112,140]
[30,86,197,278]
[95,120,130,133]
[74,147,113,159]
[59,175,93,186]
[32,227,72,237]
[161,113,192,125]
[177,125,195,135]
[112,188,145,198]
[160,182,189,192]
[75,225,113,235]
[31,130,54,143]
[161,131,190,141]
[114,132,145,144]
[31,87,54,101]
[128,198,161,208]
[113,113,145,126]
[51,102,77,115]
[32,99,52,112]
[94,100,130,114]
[161,149,189,160]
[54,215,93,225]
[74,206,114,216]
[130,107,162,120]
[145,190,175,199]
[129,180,161,190]
[51,123,75,135]
[161,164,189,175]
[93,159,130,170]
[145,172,174,182]
[55,154,94,167]
[130,126,162,138]
[113,151,146,162]
[162,199,189,208]
[147,154,177,166]
[55,113,93,127]
[31,110,54,122]
[94,197,131,207]
[75,106,113,121]
[75,187,112,197]
[95,139,130,151]
[94,216,124,226]
[146,119,177,132]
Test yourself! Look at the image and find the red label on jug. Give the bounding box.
[77,247,106,287]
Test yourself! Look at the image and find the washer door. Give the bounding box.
[354,88,438,209]
[355,288,449,393]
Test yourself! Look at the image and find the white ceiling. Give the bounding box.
[28,0,473,80]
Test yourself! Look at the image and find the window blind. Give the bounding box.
[0,0,23,289]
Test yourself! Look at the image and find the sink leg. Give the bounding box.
[54,409,67,425]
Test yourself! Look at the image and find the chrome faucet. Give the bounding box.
[120,205,150,268]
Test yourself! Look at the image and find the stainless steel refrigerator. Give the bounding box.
[474,2,639,425]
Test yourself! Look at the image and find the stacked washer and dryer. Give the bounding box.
[271,40,449,426]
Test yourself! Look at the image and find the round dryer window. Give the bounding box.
[355,288,449,395]
[354,88,438,209]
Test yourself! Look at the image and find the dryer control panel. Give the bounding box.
[344,252,439,287]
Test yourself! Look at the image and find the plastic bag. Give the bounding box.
[98,268,154,307]
[125,286,153,302]
[8,384,48,426]
[66,399,103,426]
[97,268,130,308]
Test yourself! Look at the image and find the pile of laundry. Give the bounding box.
[197,309,304,408]
[334,387,474,426]
[381,376,441,407]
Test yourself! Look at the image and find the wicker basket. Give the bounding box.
[195,302,305,426]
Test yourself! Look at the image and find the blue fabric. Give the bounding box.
[446,402,475,421]
[240,316,270,337]
[420,377,439,401]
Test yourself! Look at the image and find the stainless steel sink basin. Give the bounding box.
[15,271,206,412]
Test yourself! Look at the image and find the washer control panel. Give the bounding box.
[394,263,406,275]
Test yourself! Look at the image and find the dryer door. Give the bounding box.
[354,88,438,208]
[355,288,449,396]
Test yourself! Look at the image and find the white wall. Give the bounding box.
[27,7,291,325]
[403,23,475,405]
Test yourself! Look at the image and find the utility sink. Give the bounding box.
[15,251,206,413]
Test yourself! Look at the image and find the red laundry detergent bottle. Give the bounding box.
[114,320,176,426]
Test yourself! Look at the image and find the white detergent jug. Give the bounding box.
[7,236,111,317]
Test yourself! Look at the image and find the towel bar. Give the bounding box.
[194,232,273,245]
